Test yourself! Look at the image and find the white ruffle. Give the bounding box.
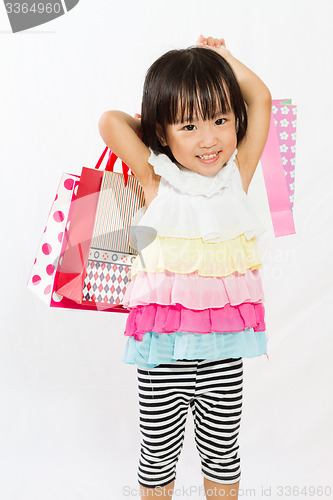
[129,168,266,247]
[148,147,238,198]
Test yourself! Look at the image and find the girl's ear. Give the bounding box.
[156,123,167,146]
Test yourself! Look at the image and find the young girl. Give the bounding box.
[99,35,271,500]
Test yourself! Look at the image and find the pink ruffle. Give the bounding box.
[124,302,266,341]
[123,269,265,310]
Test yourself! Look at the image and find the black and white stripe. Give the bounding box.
[136,357,243,488]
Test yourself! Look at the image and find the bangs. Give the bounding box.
[163,71,232,125]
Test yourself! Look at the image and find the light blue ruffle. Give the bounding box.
[122,329,267,369]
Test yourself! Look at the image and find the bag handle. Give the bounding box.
[94,146,131,187]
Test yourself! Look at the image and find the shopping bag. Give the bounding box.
[51,164,107,311]
[248,98,297,240]
[81,168,145,309]
[54,148,145,311]
[26,172,80,305]
[27,147,144,313]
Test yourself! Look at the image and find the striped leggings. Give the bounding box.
[136,357,243,489]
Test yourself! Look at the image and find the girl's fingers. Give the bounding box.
[197,35,227,49]
[196,34,207,47]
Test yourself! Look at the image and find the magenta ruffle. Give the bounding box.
[123,269,265,310]
[124,302,266,341]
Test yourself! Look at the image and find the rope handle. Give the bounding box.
[94,146,131,187]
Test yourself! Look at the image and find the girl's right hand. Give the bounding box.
[196,34,231,58]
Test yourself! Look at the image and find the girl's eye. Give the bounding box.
[183,124,196,131]
[215,118,226,125]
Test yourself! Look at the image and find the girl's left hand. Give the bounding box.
[196,34,231,58]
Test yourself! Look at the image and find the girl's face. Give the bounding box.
[162,108,238,176]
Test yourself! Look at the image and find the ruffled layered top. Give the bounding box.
[121,148,267,368]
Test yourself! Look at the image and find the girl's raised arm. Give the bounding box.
[98,110,153,188]
[197,35,272,194]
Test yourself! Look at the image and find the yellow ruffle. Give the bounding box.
[131,234,262,279]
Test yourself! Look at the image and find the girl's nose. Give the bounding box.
[198,127,218,148]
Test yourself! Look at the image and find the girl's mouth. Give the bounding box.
[196,151,221,163]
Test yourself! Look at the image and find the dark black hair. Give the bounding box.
[141,46,247,162]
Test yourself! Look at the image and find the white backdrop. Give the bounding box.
[1,0,333,498]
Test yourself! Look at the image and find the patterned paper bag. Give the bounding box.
[26,173,80,305]
[248,98,297,240]
[81,169,145,309]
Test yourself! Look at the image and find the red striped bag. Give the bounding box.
[54,147,145,312]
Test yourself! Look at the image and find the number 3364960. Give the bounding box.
[5,3,62,14]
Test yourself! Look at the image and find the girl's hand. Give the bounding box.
[196,34,231,59]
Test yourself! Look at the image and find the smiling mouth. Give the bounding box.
[197,151,221,160]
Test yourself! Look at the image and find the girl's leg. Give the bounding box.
[139,480,175,499]
[203,477,239,499]
[136,362,196,495]
[191,357,243,498]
